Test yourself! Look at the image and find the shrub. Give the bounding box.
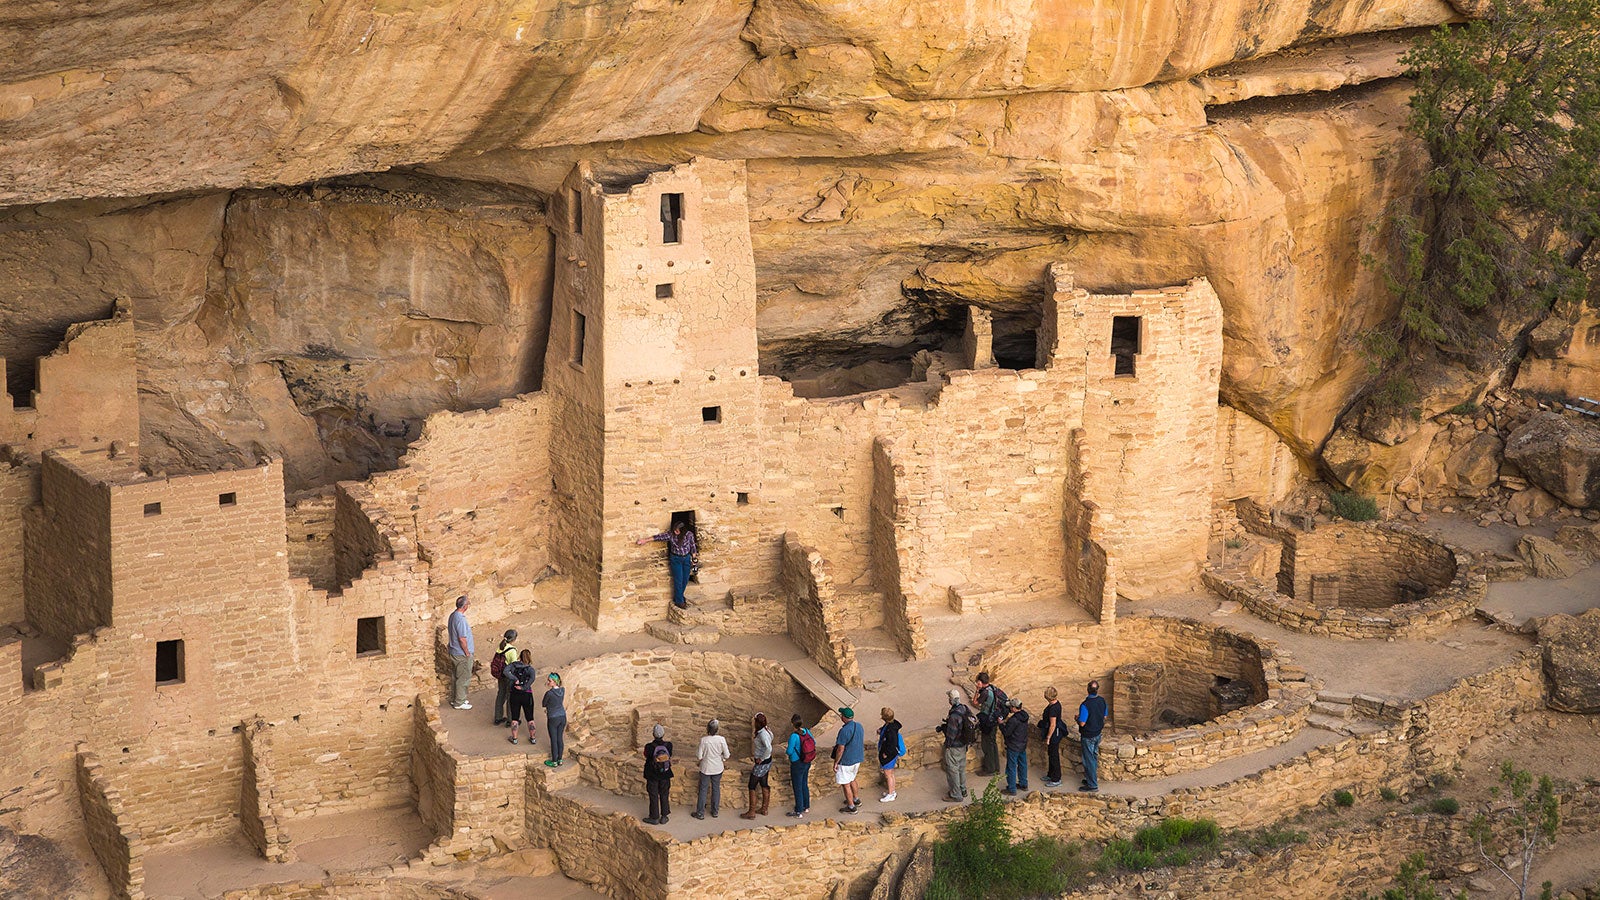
[1330,493,1380,522]
[1224,537,1245,550]
[1102,817,1220,872]
[1334,790,1357,808]
[1380,787,1400,802]
[1431,797,1460,815]
[927,781,1087,899]
[1447,400,1479,416]
[1239,826,1309,853]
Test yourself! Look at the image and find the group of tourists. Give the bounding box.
[446,596,569,768]
[938,673,1110,802]
[636,677,1107,826]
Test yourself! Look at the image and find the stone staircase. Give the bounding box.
[643,583,785,645]
[1306,691,1389,736]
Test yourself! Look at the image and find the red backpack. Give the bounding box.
[490,646,516,680]
[798,730,817,763]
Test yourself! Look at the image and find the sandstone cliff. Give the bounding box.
[0,1,1473,483]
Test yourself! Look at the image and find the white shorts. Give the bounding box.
[835,763,860,785]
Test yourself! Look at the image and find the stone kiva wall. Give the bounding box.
[1216,514,1486,639]
[955,617,1313,781]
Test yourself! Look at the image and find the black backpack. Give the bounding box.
[958,705,980,745]
[979,685,1008,728]
[652,745,673,776]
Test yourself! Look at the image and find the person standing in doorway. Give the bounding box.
[491,629,520,725]
[635,519,699,609]
[542,673,567,767]
[1041,686,1065,787]
[937,689,972,802]
[693,719,730,819]
[877,707,904,803]
[447,596,475,710]
[1077,680,1110,792]
[740,713,773,820]
[975,672,1001,776]
[832,707,865,814]
[642,724,673,825]
[999,698,1030,795]
[784,714,814,818]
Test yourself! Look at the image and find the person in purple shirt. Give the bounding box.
[636,520,699,609]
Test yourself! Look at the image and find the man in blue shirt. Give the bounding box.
[447,595,475,710]
[832,707,865,814]
[1076,680,1110,792]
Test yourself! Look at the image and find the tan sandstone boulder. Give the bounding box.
[1504,412,1600,509]
[1538,610,1600,713]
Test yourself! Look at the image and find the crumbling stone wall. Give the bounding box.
[780,534,863,688]
[0,301,137,456]
[284,489,337,591]
[75,748,145,900]
[1290,524,1457,608]
[24,450,114,643]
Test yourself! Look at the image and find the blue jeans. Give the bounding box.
[1005,748,1029,792]
[1080,732,1102,790]
[790,760,811,813]
[668,554,692,607]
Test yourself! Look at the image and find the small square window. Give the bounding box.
[736,492,750,505]
[661,193,684,244]
[702,406,722,423]
[656,283,674,299]
[218,492,237,507]
[356,616,386,657]
[571,311,587,367]
[155,640,184,685]
[143,502,162,517]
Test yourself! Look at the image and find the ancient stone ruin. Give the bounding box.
[3,5,1600,900]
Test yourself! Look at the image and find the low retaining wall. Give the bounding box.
[953,618,1314,781]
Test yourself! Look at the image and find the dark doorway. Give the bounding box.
[1111,316,1141,376]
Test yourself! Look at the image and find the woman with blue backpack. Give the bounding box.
[877,707,905,803]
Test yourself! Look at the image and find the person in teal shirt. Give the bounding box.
[832,707,865,814]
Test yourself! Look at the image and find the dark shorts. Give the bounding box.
[748,770,769,789]
[508,691,534,721]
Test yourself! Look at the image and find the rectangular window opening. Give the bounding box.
[218,492,237,507]
[155,639,185,685]
[660,193,684,244]
[736,492,750,505]
[701,406,721,423]
[656,283,675,299]
[1111,315,1141,377]
[356,616,387,657]
[570,188,584,235]
[143,502,162,517]
[571,311,587,367]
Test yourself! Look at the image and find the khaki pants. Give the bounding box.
[451,655,472,706]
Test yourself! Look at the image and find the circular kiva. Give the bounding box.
[957,617,1314,781]
[561,650,829,801]
[1209,523,1486,640]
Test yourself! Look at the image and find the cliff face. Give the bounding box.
[0,0,1461,484]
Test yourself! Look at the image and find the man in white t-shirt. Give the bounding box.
[693,719,731,819]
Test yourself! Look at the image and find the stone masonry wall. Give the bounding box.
[239,721,293,863]
[0,300,138,456]
[0,454,37,624]
[76,748,146,900]
[368,394,554,619]
[24,449,114,643]
[780,533,863,688]
[284,489,337,591]
[1290,523,1457,608]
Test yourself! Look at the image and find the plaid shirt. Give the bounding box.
[654,529,698,557]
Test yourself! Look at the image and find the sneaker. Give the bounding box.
[508,736,518,744]
[880,792,896,803]
[786,811,804,818]
[544,760,560,767]
[943,794,964,803]
[691,811,705,820]
[1043,780,1062,788]
[710,811,718,818]
[529,739,538,746]
[644,818,660,825]
[493,717,507,726]
[1001,789,1017,796]
[1078,785,1098,793]
[456,701,473,710]
[843,805,859,814]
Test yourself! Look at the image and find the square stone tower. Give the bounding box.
[544,158,765,631]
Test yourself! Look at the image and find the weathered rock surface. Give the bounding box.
[1504,412,1600,509]
[1537,609,1600,713]
[1517,535,1582,581]
[0,825,94,899]
[1446,432,1504,496]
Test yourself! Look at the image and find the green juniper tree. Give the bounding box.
[1466,762,1560,900]
[1371,0,1600,357]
